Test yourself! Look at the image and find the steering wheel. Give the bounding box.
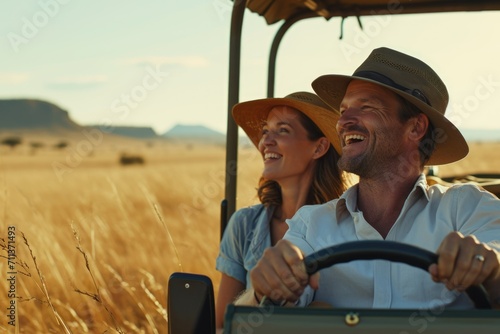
[302,240,491,309]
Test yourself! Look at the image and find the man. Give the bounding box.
[235,47,500,309]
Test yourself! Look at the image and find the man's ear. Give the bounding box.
[408,114,429,141]
[313,137,330,159]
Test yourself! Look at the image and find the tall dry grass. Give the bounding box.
[0,139,498,333]
[0,140,262,333]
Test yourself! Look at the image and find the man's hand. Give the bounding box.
[250,239,319,305]
[429,232,500,304]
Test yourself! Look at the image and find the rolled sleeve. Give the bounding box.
[216,209,250,284]
[216,205,271,287]
[216,252,246,284]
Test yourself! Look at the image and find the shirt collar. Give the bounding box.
[336,185,358,222]
[414,173,430,201]
[335,173,430,221]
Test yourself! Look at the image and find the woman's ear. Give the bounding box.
[313,137,330,159]
[408,113,429,141]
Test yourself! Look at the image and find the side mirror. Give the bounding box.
[167,272,215,334]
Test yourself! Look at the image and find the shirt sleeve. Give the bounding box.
[283,206,317,306]
[452,184,500,250]
[284,205,318,253]
[216,207,255,285]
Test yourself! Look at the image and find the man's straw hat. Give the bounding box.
[232,92,341,154]
[312,47,468,165]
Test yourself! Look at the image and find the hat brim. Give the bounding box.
[312,75,469,166]
[232,97,341,154]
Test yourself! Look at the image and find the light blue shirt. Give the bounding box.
[286,174,500,309]
[216,204,275,289]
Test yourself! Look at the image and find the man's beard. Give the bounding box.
[337,151,378,178]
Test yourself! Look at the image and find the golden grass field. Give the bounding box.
[0,135,499,333]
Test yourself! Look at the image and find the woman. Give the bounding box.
[215,92,347,328]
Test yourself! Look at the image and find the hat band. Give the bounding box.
[354,70,431,106]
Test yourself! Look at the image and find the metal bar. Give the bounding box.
[220,199,228,240]
[267,12,321,98]
[223,0,246,238]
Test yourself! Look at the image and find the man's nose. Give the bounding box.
[337,108,357,131]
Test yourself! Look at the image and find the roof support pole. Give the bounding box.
[267,12,318,98]
[223,0,246,238]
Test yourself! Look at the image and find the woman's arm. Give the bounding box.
[216,274,245,329]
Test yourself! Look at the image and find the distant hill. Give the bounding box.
[0,99,81,130]
[87,125,158,139]
[0,99,160,141]
[163,124,226,144]
[4,99,498,145]
[162,124,260,147]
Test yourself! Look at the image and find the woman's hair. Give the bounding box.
[257,110,346,207]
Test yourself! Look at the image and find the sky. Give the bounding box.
[1,1,500,135]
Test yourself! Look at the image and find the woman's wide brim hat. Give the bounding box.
[232,92,342,154]
[312,47,468,166]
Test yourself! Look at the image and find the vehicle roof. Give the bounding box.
[244,0,500,24]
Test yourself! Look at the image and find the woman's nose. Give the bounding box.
[262,132,277,145]
[259,133,275,150]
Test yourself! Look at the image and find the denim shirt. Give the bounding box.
[216,204,275,289]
